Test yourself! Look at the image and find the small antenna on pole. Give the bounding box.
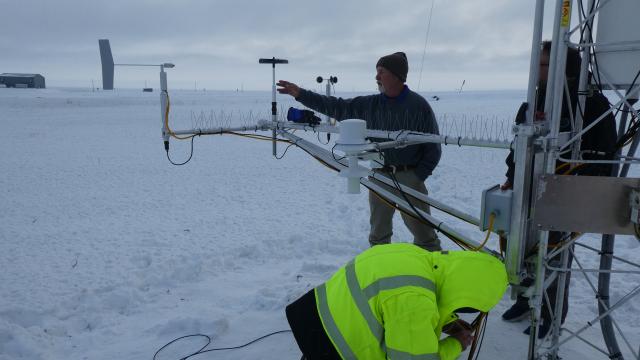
[317,75,338,141]
[458,79,466,94]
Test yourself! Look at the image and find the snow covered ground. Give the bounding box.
[1,87,638,359]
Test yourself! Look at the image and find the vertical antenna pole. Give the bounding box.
[325,81,331,123]
[160,65,170,151]
[259,57,289,157]
[272,62,277,156]
[507,0,545,289]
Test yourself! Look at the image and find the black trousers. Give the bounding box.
[518,232,573,324]
[286,289,341,360]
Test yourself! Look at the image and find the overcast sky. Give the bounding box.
[1,0,559,91]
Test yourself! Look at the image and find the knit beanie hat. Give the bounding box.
[376,52,408,82]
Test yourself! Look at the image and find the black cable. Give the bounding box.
[153,330,293,360]
[273,130,299,159]
[389,171,432,225]
[163,128,471,248]
[582,0,640,117]
[154,334,210,360]
[567,6,640,165]
[578,0,630,121]
[331,143,346,162]
[316,130,330,145]
[394,129,407,141]
[285,135,341,172]
[468,313,488,360]
[371,153,468,248]
[164,129,291,166]
[388,171,447,240]
[275,141,297,160]
[386,170,468,250]
[371,158,385,168]
[616,118,640,149]
[610,68,640,119]
[588,1,605,94]
[577,0,588,48]
[166,135,197,166]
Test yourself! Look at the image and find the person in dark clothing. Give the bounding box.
[277,52,442,251]
[286,290,342,360]
[501,41,617,337]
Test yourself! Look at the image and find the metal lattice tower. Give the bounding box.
[506,0,640,358]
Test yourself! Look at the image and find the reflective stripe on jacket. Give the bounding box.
[314,244,508,360]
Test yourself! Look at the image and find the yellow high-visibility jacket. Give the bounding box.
[314,244,508,360]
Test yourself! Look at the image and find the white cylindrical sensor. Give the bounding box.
[338,119,367,145]
[595,0,640,90]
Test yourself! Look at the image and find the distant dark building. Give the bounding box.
[0,73,46,88]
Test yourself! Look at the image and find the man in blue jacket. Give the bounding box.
[277,52,442,251]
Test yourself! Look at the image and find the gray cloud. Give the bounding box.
[0,0,545,91]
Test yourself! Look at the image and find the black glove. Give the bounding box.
[287,107,321,125]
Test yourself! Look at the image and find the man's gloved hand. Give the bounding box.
[500,179,513,190]
[443,319,474,351]
[287,107,321,125]
[442,319,472,335]
[450,329,474,351]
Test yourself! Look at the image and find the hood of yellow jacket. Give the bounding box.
[433,251,508,330]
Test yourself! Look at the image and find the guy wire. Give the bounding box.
[417,0,436,92]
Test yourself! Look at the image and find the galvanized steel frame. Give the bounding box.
[524,0,640,359]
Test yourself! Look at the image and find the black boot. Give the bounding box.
[523,320,551,339]
[502,296,530,322]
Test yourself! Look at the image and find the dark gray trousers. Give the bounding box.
[368,169,441,251]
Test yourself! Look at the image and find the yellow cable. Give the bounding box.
[557,159,586,176]
[162,92,292,143]
[366,186,474,251]
[164,92,195,140]
[473,213,496,251]
[562,163,584,175]
[226,132,291,143]
[555,162,570,173]
[161,90,496,255]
